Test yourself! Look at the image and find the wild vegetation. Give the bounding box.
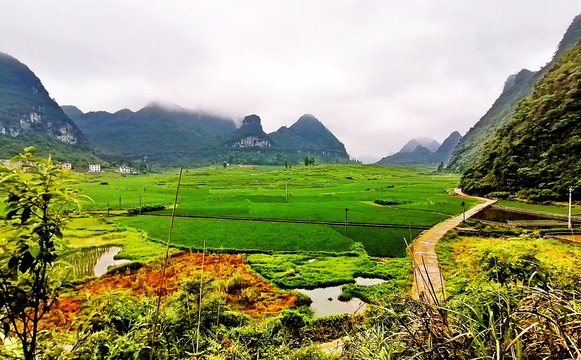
[1,148,580,359]
[0,53,98,166]
[461,40,581,200]
[447,14,581,173]
[0,149,83,360]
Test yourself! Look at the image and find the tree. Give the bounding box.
[437,162,444,172]
[0,147,82,360]
[283,159,289,169]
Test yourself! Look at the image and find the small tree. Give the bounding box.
[437,161,444,172]
[0,147,82,359]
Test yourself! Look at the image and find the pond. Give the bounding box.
[473,206,552,223]
[296,277,386,317]
[61,246,130,279]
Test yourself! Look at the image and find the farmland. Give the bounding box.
[74,164,473,257]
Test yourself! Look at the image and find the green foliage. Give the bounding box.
[345,287,581,359]
[126,204,166,215]
[461,41,581,200]
[0,147,82,360]
[480,250,547,286]
[279,308,309,331]
[247,251,410,298]
[0,53,97,165]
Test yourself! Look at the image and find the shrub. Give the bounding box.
[126,204,166,215]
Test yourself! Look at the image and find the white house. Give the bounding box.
[88,164,101,172]
[119,166,135,174]
[57,162,72,170]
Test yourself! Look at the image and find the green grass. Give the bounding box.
[247,250,409,288]
[329,226,421,258]
[118,216,355,253]
[72,165,473,255]
[63,216,168,262]
[497,199,580,215]
[73,165,473,226]
[438,232,581,294]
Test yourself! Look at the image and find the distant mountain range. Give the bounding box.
[376,132,461,166]
[63,105,350,166]
[0,50,350,167]
[0,52,100,165]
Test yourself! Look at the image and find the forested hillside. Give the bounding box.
[0,52,99,165]
[460,40,581,200]
[448,14,581,173]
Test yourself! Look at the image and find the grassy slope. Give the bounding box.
[438,232,581,294]
[63,216,168,262]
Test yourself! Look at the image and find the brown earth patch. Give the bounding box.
[47,252,295,330]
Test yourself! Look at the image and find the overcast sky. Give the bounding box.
[1,1,580,162]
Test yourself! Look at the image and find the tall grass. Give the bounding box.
[344,285,581,359]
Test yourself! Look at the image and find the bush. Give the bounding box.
[126,204,166,215]
[480,250,548,286]
[279,308,309,331]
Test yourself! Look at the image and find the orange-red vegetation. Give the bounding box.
[47,252,295,330]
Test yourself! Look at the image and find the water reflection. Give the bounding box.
[296,277,386,317]
[61,246,130,279]
[354,277,386,286]
[296,286,364,317]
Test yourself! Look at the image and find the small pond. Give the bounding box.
[296,277,386,317]
[62,246,130,279]
[473,206,552,223]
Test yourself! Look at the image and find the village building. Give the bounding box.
[88,164,101,172]
[56,162,72,170]
[118,166,136,174]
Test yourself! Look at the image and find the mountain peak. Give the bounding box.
[0,52,88,147]
[142,101,186,113]
[399,138,440,153]
[241,114,262,128]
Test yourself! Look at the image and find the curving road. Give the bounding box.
[410,188,496,304]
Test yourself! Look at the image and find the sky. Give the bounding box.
[1,1,580,163]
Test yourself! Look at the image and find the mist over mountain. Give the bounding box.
[447,14,581,172]
[0,52,99,165]
[398,137,440,153]
[376,132,461,166]
[64,105,350,166]
[460,39,581,200]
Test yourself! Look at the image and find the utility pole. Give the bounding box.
[568,186,573,229]
[345,208,349,236]
[461,201,466,223]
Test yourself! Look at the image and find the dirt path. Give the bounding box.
[410,188,496,303]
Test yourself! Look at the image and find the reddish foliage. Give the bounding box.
[46,252,295,330]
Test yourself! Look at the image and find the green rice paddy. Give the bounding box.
[74,164,472,257]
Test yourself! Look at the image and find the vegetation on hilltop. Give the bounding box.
[461,40,581,200]
[448,14,581,173]
[0,53,98,166]
[65,106,350,166]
